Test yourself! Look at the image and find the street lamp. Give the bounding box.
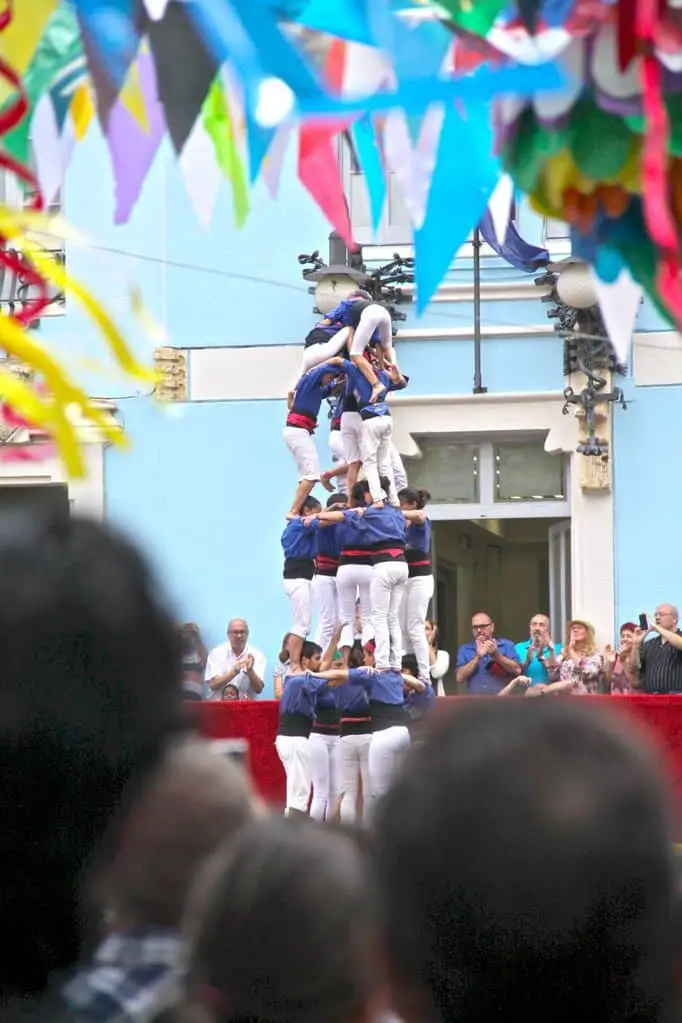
[537,258,627,458]
[298,253,371,315]
[298,232,414,326]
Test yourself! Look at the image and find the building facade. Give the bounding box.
[1,126,678,693]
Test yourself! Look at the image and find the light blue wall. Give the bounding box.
[613,382,682,630]
[105,398,294,694]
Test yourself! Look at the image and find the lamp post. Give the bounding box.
[536,258,627,458]
[298,232,414,328]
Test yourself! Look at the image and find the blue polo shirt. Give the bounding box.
[456,638,520,695]
[515,640,563,686]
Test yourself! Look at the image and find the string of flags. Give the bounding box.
[0,0,681,475]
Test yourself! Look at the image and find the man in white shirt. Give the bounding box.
[205,618,266,700]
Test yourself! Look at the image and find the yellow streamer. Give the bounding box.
[0,205,151,477]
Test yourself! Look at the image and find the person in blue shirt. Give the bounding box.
[328,296,396,405]
[311,492,347,657]
[399,486,434,684]
[348,480,408,672]
[455,611,521,696]
[283,360,346,517]
[314,661,424,819]
[275,640,327,816]
[281,496,321,673]
[341,360,408,507]
[402,653,436,736]
[289,289,372,389]
[515,613,562,686]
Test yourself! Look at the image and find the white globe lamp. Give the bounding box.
[555,261,598,310]
[313,273,363,316]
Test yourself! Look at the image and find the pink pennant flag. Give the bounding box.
[298,127,354,247]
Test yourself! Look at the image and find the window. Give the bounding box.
[494,442,565,501]
[339,135,412,246]
[544,218,570,241]
[404,439,480,504]
[403,436,569,518]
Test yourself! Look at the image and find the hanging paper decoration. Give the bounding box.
[11,0,682,484]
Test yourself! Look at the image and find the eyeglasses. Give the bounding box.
[472,623,492,630]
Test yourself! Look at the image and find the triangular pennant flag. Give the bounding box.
[299,128,354,247]
[202,78,250,228]
[106,51,165,224]
[488,174,514,245]
[179,118,223,231]
[261,125,290,199]
[288,0,378,46]
[351,115,386,233]
[31,93,75,207]
[119,57,150,133]
[147,1,217,154]
[70,83,95,140]
[0,0,57,79]
[414,102,498,312]
[591,265,643,366]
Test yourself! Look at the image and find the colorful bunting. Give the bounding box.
[6,0,682,484]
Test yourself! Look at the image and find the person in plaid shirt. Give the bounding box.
[64,741,260,1023]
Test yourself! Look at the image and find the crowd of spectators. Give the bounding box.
[181,603,682,700]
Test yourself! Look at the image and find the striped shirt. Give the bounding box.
[639,632,682,693]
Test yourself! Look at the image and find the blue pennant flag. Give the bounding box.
[71,0,139,90]
[286,0,379,47]
[414,102,499,313]
[351,115,386,233]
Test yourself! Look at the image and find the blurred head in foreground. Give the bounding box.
[374,699,680,1023]
[182,817,385,1023]
[0,513,184,997]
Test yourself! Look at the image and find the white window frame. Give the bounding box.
[407,437,571,521]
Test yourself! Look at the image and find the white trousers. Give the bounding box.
[367,725,410,816]
[275,735,312,813]
[282,426,320,482]
[292,327,351,388]
[337,563,373,649]
[329,431,348,493]
[361,416,399,505]
[350,305,393,359]
[336,732,371,823]
[340,410,362,465]
[390,442,407,492]
[372,561,408,670]
[309,731,339,821]
[313,574,338,652]
[400,574,435,681]
[284,577,312,639]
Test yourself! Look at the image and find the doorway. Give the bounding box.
[431,517,571,692]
